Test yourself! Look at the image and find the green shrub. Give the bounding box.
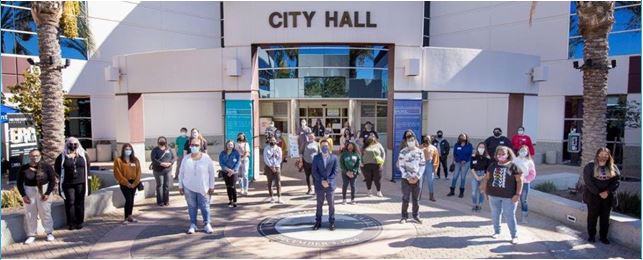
[90,175,102,193]
[534,181,557,193]
[1,187,24,208]
[614,191,641,218]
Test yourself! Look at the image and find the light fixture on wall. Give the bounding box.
[26,56,70,70]
[573,59,616,70]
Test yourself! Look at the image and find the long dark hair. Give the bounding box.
[345,141,360,154]
[237,132,247,142]
[475,142,490,158]
[120,143,139,163]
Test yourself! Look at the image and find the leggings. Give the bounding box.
[363,163,382,191]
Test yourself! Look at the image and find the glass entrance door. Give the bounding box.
[299,106,349,151]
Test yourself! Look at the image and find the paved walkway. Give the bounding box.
[2,163,640,259]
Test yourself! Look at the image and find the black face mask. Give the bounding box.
[67,144,78,150]
[494,132,501,137]
[269,142,276,146]
[437,134,443,138]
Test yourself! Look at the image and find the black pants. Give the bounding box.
[586,194,613,240]
[266,166,281,197]
[120,184,136,219]
[303,161,313,190]
[363,164,382,191]
[315,187,335,224]
[342,172,357,200]
[62,183,86,226]
[154,169,172,205]
[223,174,238,203]
[401,179,420,219]
[437,156,449,178]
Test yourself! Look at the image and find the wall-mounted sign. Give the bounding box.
[225,101,254,181]
[269,11,377,28]
[392,100,423,181]
[567,132,581,153]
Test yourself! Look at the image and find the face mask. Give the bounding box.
[478,148,486,155]
[518,130,524,135]
[269,142,276,146]
[407,141,416,148]
[437,133,443,138]
[321,146,329,154]
[192,132,198,138]
[190,146,200,154]
[496,154,508,161]
[302,121,307,127]
[181,132,187,136]
[519,150,528,157]
[67,143,78,151]
[30,156,41,164]
[158,140,167,146]
[494,132,501,137]
[124,149,132,157]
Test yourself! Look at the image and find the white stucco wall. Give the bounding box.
[143,92,224,139]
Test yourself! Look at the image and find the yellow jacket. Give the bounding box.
[423,145,440,171]
[113,157,142,187]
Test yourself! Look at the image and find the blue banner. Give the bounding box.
[225,100,254,181]
[392,100,423,180]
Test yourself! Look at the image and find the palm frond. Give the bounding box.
[529,1,538,27]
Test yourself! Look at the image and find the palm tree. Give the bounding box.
[30,1,93,165]
[31,1,65,165]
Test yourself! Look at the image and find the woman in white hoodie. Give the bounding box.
[512,145,537,223]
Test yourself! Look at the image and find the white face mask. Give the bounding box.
[478,148,486,155]
[519,150,528,157]
[518,130,524,135]
[407,140,416,148]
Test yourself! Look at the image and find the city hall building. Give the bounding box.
[1,1,641,178]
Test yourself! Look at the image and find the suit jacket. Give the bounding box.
[312,153,339,190]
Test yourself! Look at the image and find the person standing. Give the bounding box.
[583,147,620,244]
[511,127,535,156]
[184,128,208,155]
[359,121,379,148]
[55,137,90,230]
[301,132,320,195]
[448,133,473,198]
[340,142,361,205]
[179,138,216,234]
[312,139,339,231]
[322,128,335,152]
[312,118,326,137]
[420,136,440,202]
[362,136,386,197]
[235,133,251,196]
[432,130,450,179]
[483,146,523,244]
[174,127,189,181]
[484,128,511,160]
[219,140,240,208]
[18,149,56,243]
[264,136,283,204]
[297,119,312,157]
[113,143,142,225]
[151,136,175,206]
[398,129,417,151]
[398,135,426,224]
[513,145,537,223]
[340,122,354,149]
[275,131,288,163]
[469,142,491,211]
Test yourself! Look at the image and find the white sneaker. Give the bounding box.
[277,197,283,204]
[511,237,519,244]
[367,189,373,197]
[24,237,36,244]
[187,224,196,234]
[491,233,500,239]
[204,224,214,234]
[128,217,139,223]
[46,234,55,241]
[377,191,383,197]
[122,220,129,225]
[270,197,275,203]
[342,199,347,205]
[350,200,356,205]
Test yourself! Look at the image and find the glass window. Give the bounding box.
[68,98,91,117]
[1,30,15,53]
[361,105,375,117]
[15,32,37,56]
[64,118,92,138]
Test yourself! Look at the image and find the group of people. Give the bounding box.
[16,123,621,246]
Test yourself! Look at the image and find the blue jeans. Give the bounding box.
[420,160,435,195]
[238,159,249,191]
[488,195,518,238]
[451,161,469,189]
[184,188,211,226]
[520,183,530,213]
[470,170,485,205]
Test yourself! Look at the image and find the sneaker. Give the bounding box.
[187,224,197,234]
[600,238,610,244]
[349,200,356,205]
[511,237,519,244]
[367,189,373,197]
[413,217,423,224]
[472,206,478,211]
[46,234,55,241]
[270,197,275,204]
[342,199,347,205]
[228,202,233,208]
[122,220,129,225]
[24,237,36,244]
[128,217,139,223]
[204,224,214,234]
[491,233,500,239]
[399,218,407,224]
[233,203,237,208]
[376,191,383,197]
[277,197,283,204]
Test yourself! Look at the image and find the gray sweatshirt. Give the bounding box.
[302,141,320,164]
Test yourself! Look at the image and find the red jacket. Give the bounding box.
[511,134,535,156]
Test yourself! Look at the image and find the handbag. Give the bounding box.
[137,182,144,191]
[449,162,455,172]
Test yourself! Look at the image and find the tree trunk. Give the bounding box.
[575,1,614,190]
[32,2,65,165]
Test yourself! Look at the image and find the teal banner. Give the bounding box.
[225,100,254,181]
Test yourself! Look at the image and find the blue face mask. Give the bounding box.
[124,150,132,157]
[190,146,200,154]
[321,146,329,154]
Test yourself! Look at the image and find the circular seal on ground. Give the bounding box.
[257,210,383,248]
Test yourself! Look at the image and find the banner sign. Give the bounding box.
[7,113,38,181]
[567,132,581,153]
[225,100,254,181]
[288,134,300,158]
[392,100,423,181]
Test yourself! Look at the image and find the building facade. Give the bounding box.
[1,1,640,178]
